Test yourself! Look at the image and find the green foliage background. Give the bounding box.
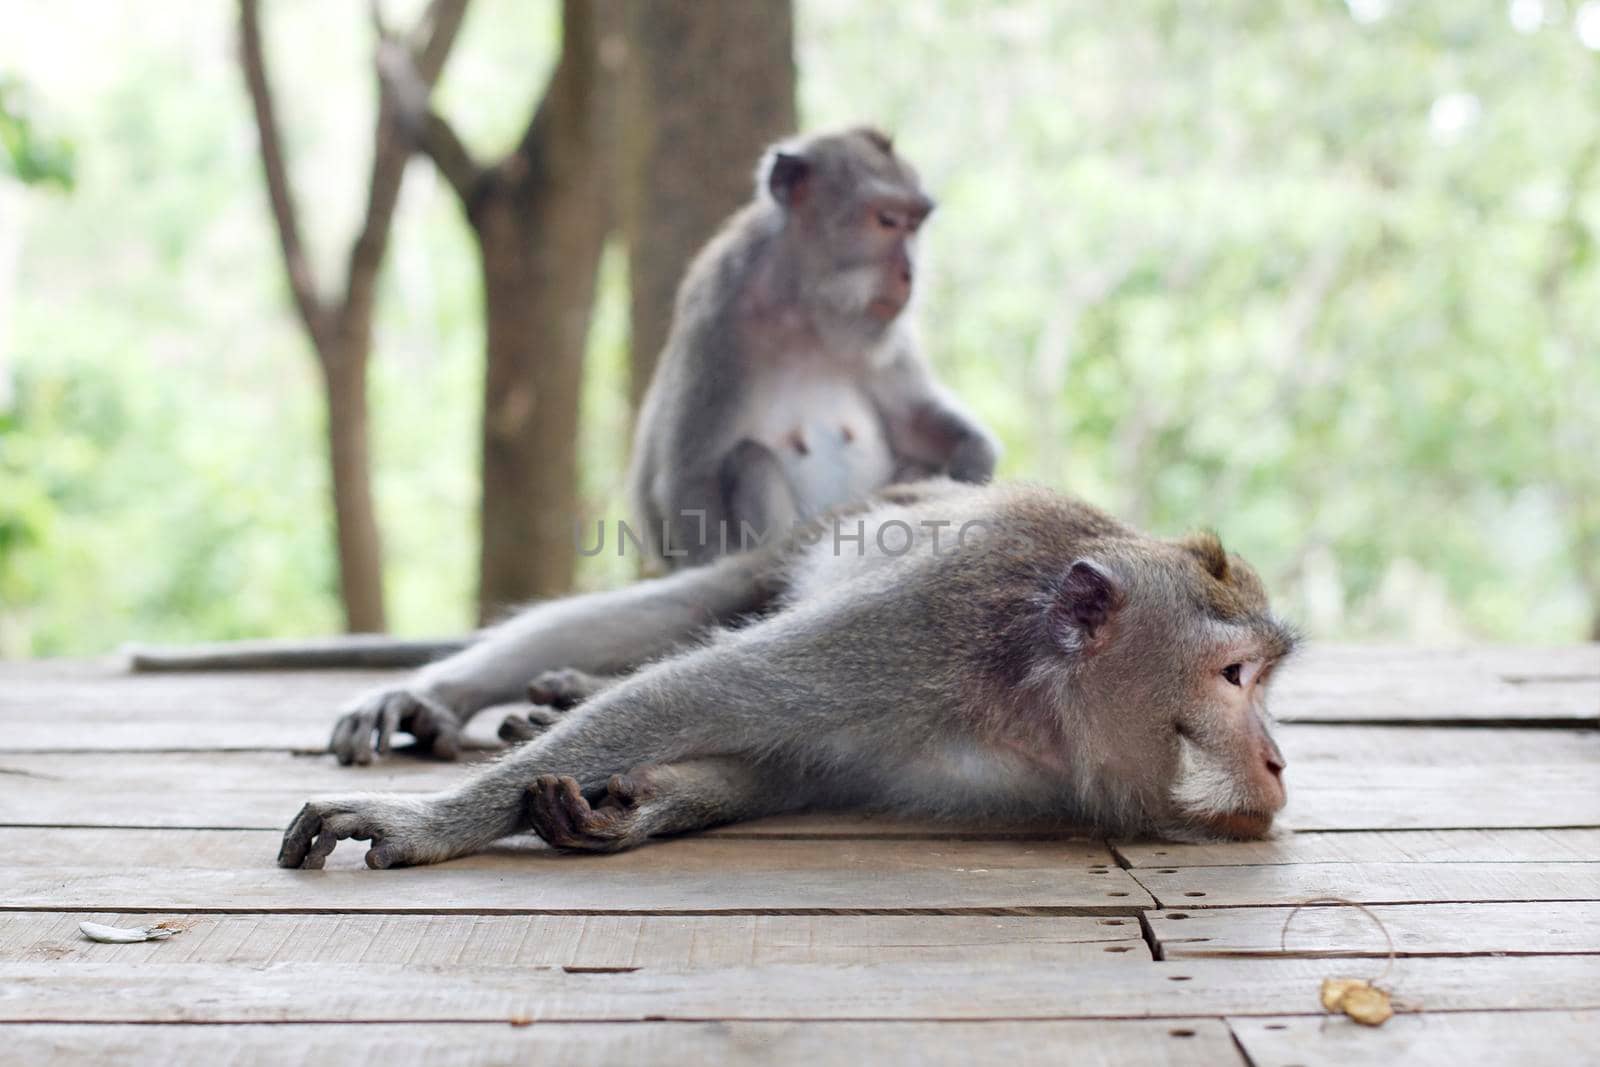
[1,0,1597,656]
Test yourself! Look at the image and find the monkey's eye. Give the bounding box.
[875,210,900,230]
[1221,663,1243,687]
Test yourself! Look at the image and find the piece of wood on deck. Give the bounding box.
[1277,725,1600,831]
[0,751,1091,837]
[1129,861,1600,908]
[1229,1010,1600,1067]
[0,828,1149,914]
[1,956,1595,1023]
[1149,901,1600,959]
[1273,643,1600,723]
[0,1020,1245,1067]
[1115,828,1600,867]
[0,911,1149,966]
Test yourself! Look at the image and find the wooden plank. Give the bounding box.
[4,646,1593,754]
[0,751,470,828]
[1230,1010,1600,1067]
[0,751,1094,838]
[1116,829,1600,867]
[0,828,1147,914]
[1281,724,1600,765]
[123,635,466,672]
[0,1021,1245,1067]
[0,911,1148,966]
[1278,726,1600,831]
[1273,644,1600,723]
[1132,862,1600,908]
[0,664,500,751]
[1151,901,1600,958]
[0,956,1594,1022]
[4,725,1596,833]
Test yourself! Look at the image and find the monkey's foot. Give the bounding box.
[277,795,456,870]
[497,705,569,744]
[526,667,611,710]
[527,772,653,853]
[329,687,464,766]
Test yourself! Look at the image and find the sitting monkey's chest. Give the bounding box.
[742,373,895,518]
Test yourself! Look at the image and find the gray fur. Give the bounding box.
[282,479,1299,869]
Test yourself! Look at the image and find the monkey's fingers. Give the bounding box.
[375,697,403,758]
[329,714,361,766]
[278,803,324,868]
[406,700,462,760]
[527,669,593,710]
[498,714,540,743]
[528,774,586,847]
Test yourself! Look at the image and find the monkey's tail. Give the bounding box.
[121,635,472,672]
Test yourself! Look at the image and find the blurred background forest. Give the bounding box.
[2,0,1598,658]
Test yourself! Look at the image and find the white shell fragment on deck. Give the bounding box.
[78,921,180,944]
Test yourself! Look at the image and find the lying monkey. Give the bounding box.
[280,479,1296,869]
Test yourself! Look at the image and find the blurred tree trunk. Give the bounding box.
[384,0,616,621]
[239,0,469,633]
[619,0,797,409]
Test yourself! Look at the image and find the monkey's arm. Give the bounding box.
[279,594,925,868]
[325,549,784,765]
[870,342,998,484]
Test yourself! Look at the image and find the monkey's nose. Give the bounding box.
[1262,737,1286,780]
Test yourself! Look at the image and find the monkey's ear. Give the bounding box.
[1179,531,1229,582]
[1050,559,1124,655]
[764,151,812,208]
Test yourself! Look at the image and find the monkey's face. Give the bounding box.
[820,191,933,323]
[1049,539,1297,841]
[762,127,935,325]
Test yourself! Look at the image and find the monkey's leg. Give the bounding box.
[527,758,784,853]
[326,549,783,765]
[719,439,802,545]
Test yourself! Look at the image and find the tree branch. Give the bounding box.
[374,17,485,206]
[344,0,474,335]
[239,0,329,350]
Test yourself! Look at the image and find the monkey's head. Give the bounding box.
[758,126,934,327]
[1013,529,1298,841]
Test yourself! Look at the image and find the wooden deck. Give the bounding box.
[0,645,1596,1065]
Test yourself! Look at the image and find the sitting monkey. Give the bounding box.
[628,125,998,567]
[280,479,1296,870]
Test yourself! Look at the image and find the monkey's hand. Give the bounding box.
[278,794,458,870]
[328,687,465,766]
